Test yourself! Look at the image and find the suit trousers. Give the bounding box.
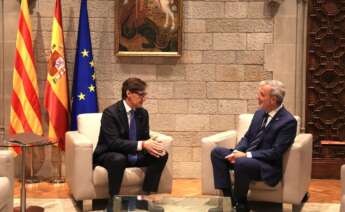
[96,151,168,196]
[211,147,262,203]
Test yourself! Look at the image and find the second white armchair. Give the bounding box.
[341,164,345,212]
[201,114,313,208]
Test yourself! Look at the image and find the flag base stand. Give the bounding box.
[25,176,40,184]
[14,205,44,212]
[49,177,65,184]
[49,147,65,184]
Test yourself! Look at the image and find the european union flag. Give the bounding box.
[71,0,98,130]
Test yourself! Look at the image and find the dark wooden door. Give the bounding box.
[306,0,345,179]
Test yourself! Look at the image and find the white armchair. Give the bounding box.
[65,113,173,205]
[201,114,313,207]
[0,150,14,212]
[341,164,345,212]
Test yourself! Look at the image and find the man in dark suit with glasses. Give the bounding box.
[93,78,168,211]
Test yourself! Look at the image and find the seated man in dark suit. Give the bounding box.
[93,78,168,211]
[210,80,297,212]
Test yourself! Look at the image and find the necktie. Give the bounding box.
[128,110,138,165]
[247,113,269,151]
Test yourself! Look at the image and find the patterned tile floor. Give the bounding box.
[14,197,340,212]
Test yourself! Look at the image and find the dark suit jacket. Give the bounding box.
[235,106,297,186]
[93,100,150,165]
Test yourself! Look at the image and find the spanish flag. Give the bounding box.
[9,0,43,153]
[44,0,69,150]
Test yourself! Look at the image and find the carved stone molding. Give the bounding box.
[267,0,284,5]
[266,0,284,16]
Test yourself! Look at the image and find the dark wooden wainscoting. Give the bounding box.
[306,0,345,178]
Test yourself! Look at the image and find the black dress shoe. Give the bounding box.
[234,202,249,212]
[148,204,165,212]
[106,198,113,212]
[208,197,235,212]
[136,199,149,210]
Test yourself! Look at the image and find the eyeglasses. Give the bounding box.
[134,91,147,97]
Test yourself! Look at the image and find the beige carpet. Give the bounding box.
[14,198,340,212]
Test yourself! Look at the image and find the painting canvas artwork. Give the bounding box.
[115,0,182,56]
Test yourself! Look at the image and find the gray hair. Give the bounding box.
[259,80,286,105]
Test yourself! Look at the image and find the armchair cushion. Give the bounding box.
[237,114,254,141]
[78,113,102,151]
[93,166,145,187]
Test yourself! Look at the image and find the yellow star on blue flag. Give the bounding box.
[78,92,86,100]
[88,84,95,92]
[89,60,94,67]
[81,49,89,57]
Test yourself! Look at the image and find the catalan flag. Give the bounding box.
[44,0,69,150]
[9,0,43,153]
[71,0,98,130]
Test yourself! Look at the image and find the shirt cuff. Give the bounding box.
[246,152,252,158]
[233,149,239,153]
[137,141,143,151]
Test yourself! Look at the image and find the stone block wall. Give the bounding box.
[1,0,307,178]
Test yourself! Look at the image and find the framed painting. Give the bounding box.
[115,0,182,57]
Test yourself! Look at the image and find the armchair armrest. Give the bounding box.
[0,150,14,183]
[340,164,345,195]
[150,130,172,143]
[150,131,173,193]
[65,131,96,200]
[201,130,237,195]
[0,150,14,212]
[341,165,345,212]
[282,133,313,204]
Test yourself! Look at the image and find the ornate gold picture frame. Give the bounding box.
[115,0,182,57]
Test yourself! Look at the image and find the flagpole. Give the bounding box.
[25,148,40,183]
[49,145,65,183]
[44,0,69,184]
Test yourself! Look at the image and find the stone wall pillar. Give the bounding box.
[295,0,308,131]
[0,0,4,143]
[264,0,308,130]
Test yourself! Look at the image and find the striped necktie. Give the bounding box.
[247,113,269,151]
